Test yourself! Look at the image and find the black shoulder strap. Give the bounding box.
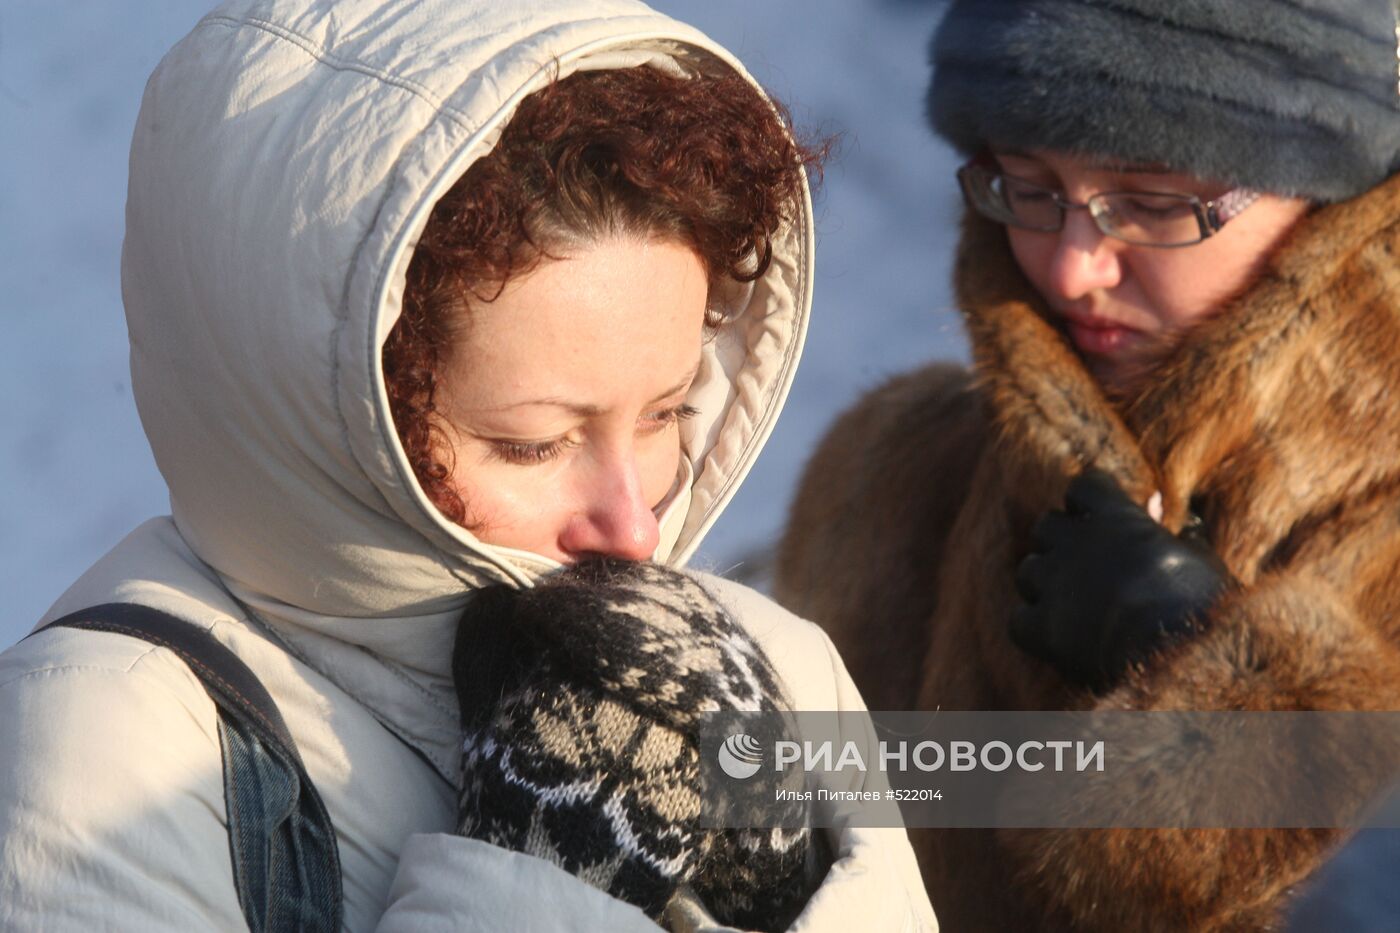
[41,603,343,932]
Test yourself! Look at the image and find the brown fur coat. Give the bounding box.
[776,173,1400,931]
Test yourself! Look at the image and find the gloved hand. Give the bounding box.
[452,557,825,930]
[1011,469,1234,692]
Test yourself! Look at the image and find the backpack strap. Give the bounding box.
[41,603,343,932]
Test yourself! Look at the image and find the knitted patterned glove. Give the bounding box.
[451,558,827,930]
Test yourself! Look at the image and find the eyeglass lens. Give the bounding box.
[962,166,1209,246]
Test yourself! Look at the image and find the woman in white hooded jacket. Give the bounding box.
[0,0,936,930]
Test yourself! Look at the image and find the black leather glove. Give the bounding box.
[1011,469,1234,691]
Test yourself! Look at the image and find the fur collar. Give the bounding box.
[955,172,1400,581]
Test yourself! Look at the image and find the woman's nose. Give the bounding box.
[558,455,661,562]
[1045,209,1123,301]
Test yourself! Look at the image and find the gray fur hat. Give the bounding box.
[928,0,1400,203]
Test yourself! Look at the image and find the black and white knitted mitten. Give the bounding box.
[451,558,826,930]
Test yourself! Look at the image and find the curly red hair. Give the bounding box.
[383,65,823,525]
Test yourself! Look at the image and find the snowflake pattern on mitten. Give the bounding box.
[452,558,826,929]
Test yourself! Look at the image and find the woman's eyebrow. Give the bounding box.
[482,364,701,415]
[1092,157,1173,174]
[648,365,702,405]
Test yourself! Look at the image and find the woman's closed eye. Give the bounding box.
[486,435,582,465]
[1117,195,1194,220]
[483,405,697,466]
[1006,185,1055,206]
[639,403,699,435]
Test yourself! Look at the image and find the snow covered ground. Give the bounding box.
[0,0,965,647]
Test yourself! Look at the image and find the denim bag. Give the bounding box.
[43,604,343,932]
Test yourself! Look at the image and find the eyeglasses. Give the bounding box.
[957,161,1261,248]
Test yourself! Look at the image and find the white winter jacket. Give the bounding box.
[0,1,936,930]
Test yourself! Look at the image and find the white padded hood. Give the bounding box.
[125,0,813,605]
[98,0,812,774]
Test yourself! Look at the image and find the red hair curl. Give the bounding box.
[383,65,824,525]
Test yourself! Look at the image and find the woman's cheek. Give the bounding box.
[448,432,682,547]
[451,454,556,542]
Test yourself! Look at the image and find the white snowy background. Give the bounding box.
[0,0,967,647]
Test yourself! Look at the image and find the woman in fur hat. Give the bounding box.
[0,1,937,930]
[776,0,1400,929]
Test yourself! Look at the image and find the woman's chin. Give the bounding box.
[1085,352,1162,402]
[1075,327,1184,401]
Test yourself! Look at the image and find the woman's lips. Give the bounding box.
[1062,314,1139,356]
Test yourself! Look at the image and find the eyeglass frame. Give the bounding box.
[956,157,1262,249]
